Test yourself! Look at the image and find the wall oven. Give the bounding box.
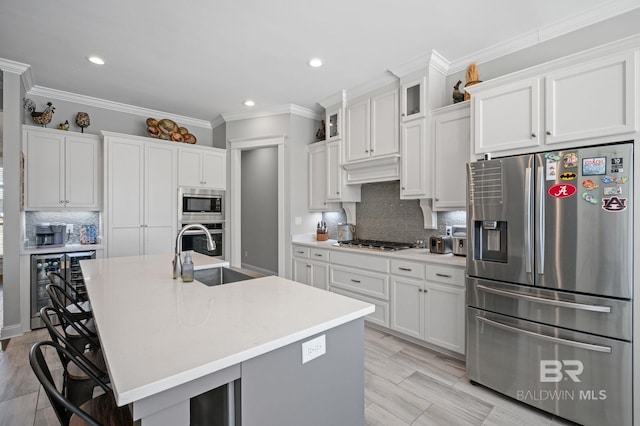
[179,222,224,258]
[178,187,224,222]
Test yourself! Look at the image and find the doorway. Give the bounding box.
[229,136,285,276]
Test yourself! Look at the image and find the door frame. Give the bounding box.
[229,135,285,276]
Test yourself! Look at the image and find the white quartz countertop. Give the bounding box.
[291,236,466,267]
[80,253,374,406]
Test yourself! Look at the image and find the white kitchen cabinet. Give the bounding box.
[544,51,637,144]
[432,103,470,210]
[292,245,329,290]
[104,133,177,258]
[472,51,637,156]
[390,276,424,339]
[473,78,542,155]
[424,281,465,354]
[400,118,430,199]
[308,142,329,211]
[326,140,361,203]
[344,88,399,163]
[23,126,101,210]
[401,76,426,122]
[178,146,226,189]
[325,105,342,141]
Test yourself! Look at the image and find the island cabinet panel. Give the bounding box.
[241,319,365,426]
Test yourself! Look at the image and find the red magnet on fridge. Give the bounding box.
[548,184,576,199]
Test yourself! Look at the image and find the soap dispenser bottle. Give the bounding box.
[182,251,194,282]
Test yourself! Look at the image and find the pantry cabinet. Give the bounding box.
[104,133,177,258]
[344,88,399,163]
[23,126,101,210]
[178,146,226,189]
[472,51,637,156]
[432,103,470,210]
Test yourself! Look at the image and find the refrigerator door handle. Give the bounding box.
[477,316,612,353]
[536,166,545,275]
[525,167,532,273]
[476,284,612,313]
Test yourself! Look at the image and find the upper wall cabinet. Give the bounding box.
[23,126,101,210]
[325,105,342,142]
[178,145,226,189]
[344,88,399,163]
[401,76,427,122]
[472,51,637,156]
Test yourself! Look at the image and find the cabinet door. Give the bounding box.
[106,139,144,257]
[65,135,100,209]
[390,277,423,339]
[473,78,541,154]
[326,141,341,201]
[308,143,328,210]
[326,106,342,141]
[145,144,177,255]
[310,261,329,290]
[293,258,310,285]
[545,52,637,144]
[24,130,65,209]
[371,89,399,157]
[345,98,370,162]
[400,119,429,199]
[202,151,226,189]
[178,149,203,187]
[433,106,470,209]
[424,282,465,354]
[401,77,425,122]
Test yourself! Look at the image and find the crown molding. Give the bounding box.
[27,85,213,129]
[211,115,225,129]
[318,89,346,109]
[344,72,399,102]
[389,50,451,78]
[220,104,322,122]
[447,0,640,74]
[0,58,29,74]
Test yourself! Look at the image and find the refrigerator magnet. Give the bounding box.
[602,176,628,184]
[563,153,578,168]
[602,196,627,212]
[581,192,599,204]
[546,159,557,180]
[611,157,623,173]
[582,157,606,176]
[548,183,576,198]
[544,152,561,161]
[582,179,599,190]
[603,186,622,196]
[560,172,577,181]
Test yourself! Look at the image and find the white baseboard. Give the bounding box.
[1,324,25,340]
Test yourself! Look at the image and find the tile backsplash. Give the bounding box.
[25,211,100,246]
[323,181,465,243]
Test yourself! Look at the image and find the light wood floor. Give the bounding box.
[0,326,577,425]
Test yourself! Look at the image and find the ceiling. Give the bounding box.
[1,0,639,123]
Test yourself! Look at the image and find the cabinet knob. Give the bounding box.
[306,264,311,268]
[546,131,551,135]
[370,148,374,152]
[419,289,423,292]
[531,133,536,138]
[65,200,69,203]
[336,191,340,195]
[60,200,65,204]
[402,113,406,117]
[401,187,405,190]
[365,149,369,153]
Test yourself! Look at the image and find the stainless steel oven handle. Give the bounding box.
[477,315,612,353]
[477,284,611,313]
[524,167,532,274]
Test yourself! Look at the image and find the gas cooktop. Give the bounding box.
[334,239,414,252]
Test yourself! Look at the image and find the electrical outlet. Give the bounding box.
[445,225,452,236]
[302,334,326,364]
[295,216,302,225]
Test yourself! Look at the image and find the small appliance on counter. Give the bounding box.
[336,223,356,242]
[451,225,467,256]
[35,223,67,248]
[429,235,452,254]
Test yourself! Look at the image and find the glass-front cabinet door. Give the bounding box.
[401,77,426,122]
[325,106,342,141]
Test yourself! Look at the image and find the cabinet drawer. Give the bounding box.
[330,266,389,300]
[330,251,389,273]
[390,259,425,280]
[309,248,330,262]
[292,246,310,258]
[425,265,464,287]
[330,287,389,328]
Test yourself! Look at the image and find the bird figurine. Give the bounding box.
[58,120,70,131]
[75,112,90,133]
[24,99,55,127]
[452,80,465,103]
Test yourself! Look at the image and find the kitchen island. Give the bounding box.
[80,253,374,425]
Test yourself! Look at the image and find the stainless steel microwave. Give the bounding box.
[178,187,225,222]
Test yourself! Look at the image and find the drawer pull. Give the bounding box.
[398,267,412,271]
[314,253,323,257]
[297,251,305,254]
[306,264,311,268]
[435,273,452,278]
[350,279,361,283]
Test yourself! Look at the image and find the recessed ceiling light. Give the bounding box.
[308,58,323,68]
[244,100,255,107]
[88,56,105,65]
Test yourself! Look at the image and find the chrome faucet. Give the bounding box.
[173,224,216,279]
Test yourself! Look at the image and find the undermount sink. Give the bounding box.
[194,267,255,287]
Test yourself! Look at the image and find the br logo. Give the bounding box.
[540,360,584,382]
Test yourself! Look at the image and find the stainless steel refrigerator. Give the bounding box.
[466,142,633,426]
